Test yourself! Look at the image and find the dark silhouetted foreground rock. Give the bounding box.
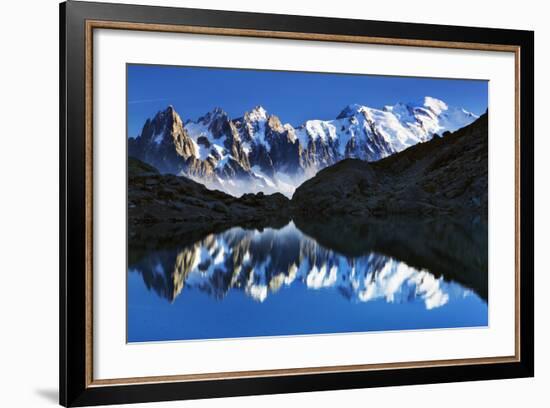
[129,112,488,249]
[128,156,290,246]
[292,112,488,217]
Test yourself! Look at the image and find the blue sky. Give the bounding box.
[127,64,488,138]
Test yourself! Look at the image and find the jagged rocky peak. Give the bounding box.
[197,106,227,123]
[336,103,368,119]
[159,106,195,155]
[140,105,178,142]
[194,107,232,139]
[243,106,290,137]
[130,97,481,198]
[128,105,198,174]
[237,105,270,145]
[245,105,268,122]
[160,105,184,129]
[266,114,285,132]
[135,105,187,147]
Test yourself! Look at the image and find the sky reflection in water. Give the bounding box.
[127,220,488,342]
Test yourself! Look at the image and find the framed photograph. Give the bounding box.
[60,1,534,406]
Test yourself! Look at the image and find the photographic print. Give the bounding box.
[127,64,488,343]
[60,4,533,404]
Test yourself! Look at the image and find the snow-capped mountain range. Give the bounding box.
[128,97,479,197]
[129,222,473,308]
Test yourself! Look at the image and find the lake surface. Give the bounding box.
[127,217,488,342]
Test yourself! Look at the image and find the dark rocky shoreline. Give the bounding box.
[128,157,290,259]
[129,113,488,257]
[128,157,290,228]
[292,112,488,216]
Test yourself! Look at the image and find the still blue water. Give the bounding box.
[127,219,488,342]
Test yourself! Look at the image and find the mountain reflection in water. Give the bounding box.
[128,217,488,342]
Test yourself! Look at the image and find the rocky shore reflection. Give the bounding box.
[128,216,488,342]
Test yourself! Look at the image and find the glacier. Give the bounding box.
[128,97,479,197]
